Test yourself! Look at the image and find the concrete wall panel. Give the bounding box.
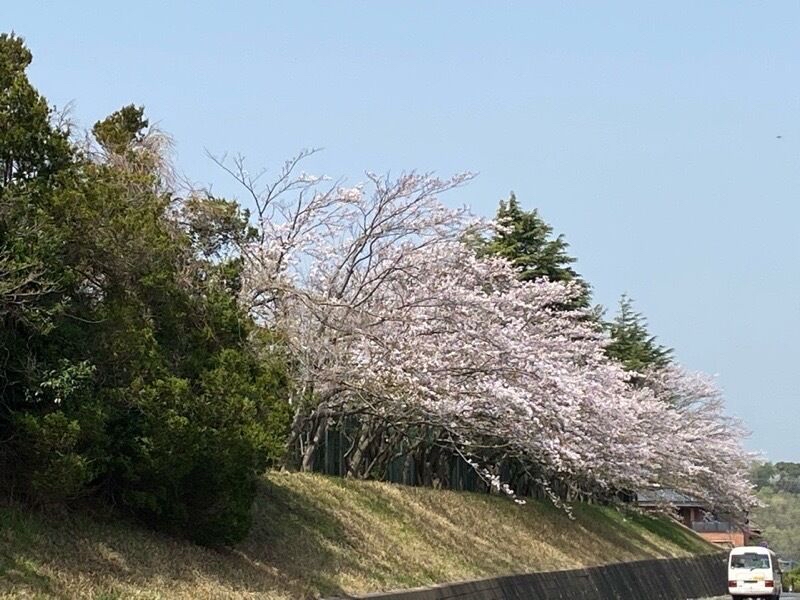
[334,553,727,600]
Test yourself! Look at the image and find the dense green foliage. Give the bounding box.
[479,193,591,308]
[753,461,800,494]
[752,462,800,560]
[0,34,290,545]
[754,489,800,560]
[604,294,673,377]
[784,566,800,592]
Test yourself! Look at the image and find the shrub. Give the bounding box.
[1,34,291,546]
[109,351,290,545]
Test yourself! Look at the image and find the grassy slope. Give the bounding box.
[1,472,717,600]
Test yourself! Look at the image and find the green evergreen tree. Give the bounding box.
[480,193,590,308]
[0,31,75,416]
[0,33,72,187]
[604,295,672,377]
[1,34,290,545]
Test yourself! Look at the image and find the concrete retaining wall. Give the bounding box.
[334,553,727,600]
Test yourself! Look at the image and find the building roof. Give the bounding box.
[636,488,705,508]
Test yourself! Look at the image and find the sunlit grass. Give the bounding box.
[0,472,717,599]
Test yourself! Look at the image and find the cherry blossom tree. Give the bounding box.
[224,151,755,515]
[637,365,756,514]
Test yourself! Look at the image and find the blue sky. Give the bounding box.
[5,2,799,460]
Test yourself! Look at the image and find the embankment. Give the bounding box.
[1,472,719,599]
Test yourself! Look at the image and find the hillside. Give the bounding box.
[754,488,800,560]
[1,472,717,600]
[751,462,800,560]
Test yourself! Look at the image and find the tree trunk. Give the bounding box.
[347,422,378,478]
[301,416,327,472]
[364,429,403,480]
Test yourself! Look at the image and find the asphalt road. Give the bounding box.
[703,594,800,599]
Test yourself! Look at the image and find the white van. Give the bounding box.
[728,546,782,598]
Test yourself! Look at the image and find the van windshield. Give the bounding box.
[730,553,771,569]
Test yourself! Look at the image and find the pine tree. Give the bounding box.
[604,295,672,376]
[480,193,590,308]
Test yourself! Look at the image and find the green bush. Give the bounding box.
[784,567,800,592]
[1,34,291,546]
[10,411,92,503]
[110,351,290,545]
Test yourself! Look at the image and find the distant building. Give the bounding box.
[636,489,752,548]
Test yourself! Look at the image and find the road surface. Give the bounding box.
[703,594,800,599]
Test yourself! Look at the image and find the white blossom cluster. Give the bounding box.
[234,155,755,515]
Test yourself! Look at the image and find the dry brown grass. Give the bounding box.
[0,472,717,599]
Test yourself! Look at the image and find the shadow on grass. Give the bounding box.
[243,475,484,594]
[0,553,61,599]
[1,503,62,598]
[571,504,713,562]
[239,476,358,596]
[0,476,715,600]
[625,511,713,554]
[0,482,353,600]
